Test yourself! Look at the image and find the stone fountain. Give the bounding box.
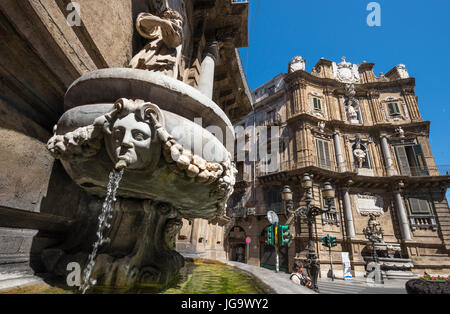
[42,5,236,292]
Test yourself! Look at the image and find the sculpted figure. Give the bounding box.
[129,7,183,78]
[288,56,305,73]
[347,104,358,122]
[353,135,366,168]
[345,83,360,122]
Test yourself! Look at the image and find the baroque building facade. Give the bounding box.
[227,56,450,278]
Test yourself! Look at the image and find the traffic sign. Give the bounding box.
[245,236,251,244]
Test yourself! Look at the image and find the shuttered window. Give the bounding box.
[395,145,411,176]
[412,144,429,176]
[408,197,431,214]
[394,144,429,176]
[317,139,331,170]
[387,102,401,116]
[313,97,322,112]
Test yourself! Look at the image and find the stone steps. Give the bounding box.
[0,272,43,292]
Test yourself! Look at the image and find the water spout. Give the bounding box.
[115,160,127,170]
[79,168,124,294]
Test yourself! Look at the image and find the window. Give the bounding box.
[267,110,276,123]
[316,139,331,170]
[408,197,431,215]
[394,144,429,176]
[264,188,282,212]
[313,97,322,112]
[387,102,401,116]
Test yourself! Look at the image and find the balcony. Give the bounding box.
[409,215,438,231]
[321,211,340,226]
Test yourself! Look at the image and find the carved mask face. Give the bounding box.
[111,113,152,169]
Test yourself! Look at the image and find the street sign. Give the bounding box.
[342,252,353,281]
[245,236,251,244]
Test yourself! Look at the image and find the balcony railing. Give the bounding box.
[253,158,450,178]
[322,211,340,226]
[409,215,438,231]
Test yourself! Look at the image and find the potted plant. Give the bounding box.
[406,274,450,294]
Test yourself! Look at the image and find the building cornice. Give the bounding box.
[286,112,430,136]
[257,165,450,191]
[284,70,416,92]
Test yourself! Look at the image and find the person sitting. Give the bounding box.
[290,261,313,289]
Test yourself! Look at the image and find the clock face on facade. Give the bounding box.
[266,210,279,225]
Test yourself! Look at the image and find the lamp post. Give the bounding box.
[282,174,335,292]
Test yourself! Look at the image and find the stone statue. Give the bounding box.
[344,83,360,122]
[353,135,366,168]
[318,121,325,132]
[129,6,183,78]
[347,104,358,122]
[288,56,305,73]
[395,127,405,138]
[364,214,384,243]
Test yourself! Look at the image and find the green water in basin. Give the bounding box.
[4,262,266,294]
[161,263,266,294]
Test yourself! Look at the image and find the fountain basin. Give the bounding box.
[43,68,239,291]
[50,68,236,219]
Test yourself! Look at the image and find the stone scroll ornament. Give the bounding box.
[129,7,183,78]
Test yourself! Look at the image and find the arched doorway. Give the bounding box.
[259,225,289,273]
[227,226,247,263]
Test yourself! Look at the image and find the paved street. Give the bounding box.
[317,278,407,294]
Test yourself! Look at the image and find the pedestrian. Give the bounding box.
[290,261,313,289]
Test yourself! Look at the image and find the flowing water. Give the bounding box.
[79,168,124,294]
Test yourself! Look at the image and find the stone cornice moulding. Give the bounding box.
[286,112,430,135]
[284,70,416,93]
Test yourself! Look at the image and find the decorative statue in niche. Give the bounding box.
[353,134,367,168]
[344,83,360,123]
[129,5,183,78]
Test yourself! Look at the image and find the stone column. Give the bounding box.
[198,41,219,99]
[342,187,355,239]
[393,185,412,241]
[380,135,396,176]
[333,131,346,172]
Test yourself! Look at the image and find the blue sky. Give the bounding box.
[239,0,450,174]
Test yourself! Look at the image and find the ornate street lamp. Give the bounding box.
[283,173,335,292]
